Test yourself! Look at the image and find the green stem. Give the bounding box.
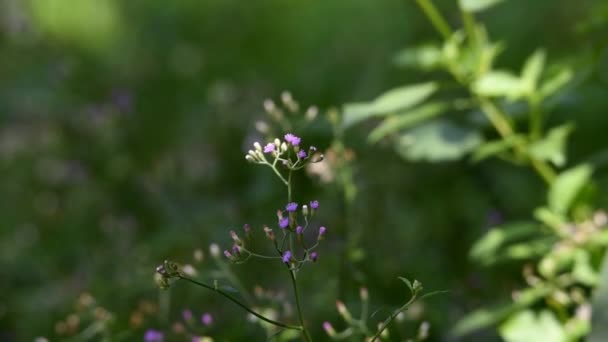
[414,0,452,39]
[529,96,543,140]
[289,270,312,342]
[370,293,418,342]
[178,275,302,331]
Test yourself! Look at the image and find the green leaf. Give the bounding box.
[394,120,483,162]
[368,102,448,143]
[399,277,413,293]
[451,285,552,337]
[499,310,566,342]
[540,68,573,98]
[572,250,598,286]
[590,252,608,342]
[469,222,540,264]
[548,164,593,214]
[527,124,573,167]
[472,71,524,100]
[521,49,546,95]
[342,82,438,128]
[471,134,525,162]
[460,0,504,13]
[393,43,442,70]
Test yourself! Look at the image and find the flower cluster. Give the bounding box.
[245,133,323,168]
[223,200,326,269]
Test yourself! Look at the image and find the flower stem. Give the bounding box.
[178,275,302,331]
[370,293,418,342]
[289,269,312,342]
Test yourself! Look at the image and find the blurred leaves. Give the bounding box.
[469,221,543,266]
[342,82,438,128]
[527,124,573,167]
[472,71,524,100]
[367,102,448,143]
[548,164,593,214]
[499,310,565,342]
[394,120,482,162]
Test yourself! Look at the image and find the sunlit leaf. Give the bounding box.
[460,0,505,13]
[399,276,413,293]
[572,250,598,286]
[368,102,448,143]
[342,82,438,128]
[472,71,524,100]
[527,124,573,167]
[469,222,540,264]
[521,49,546,95]
[499,310,565,342]
[540,68,573,98]
[471,134,525,162]
[394,120,483,162]
[548,164,593,214]
[393,43,442,70]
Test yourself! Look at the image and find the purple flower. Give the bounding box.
[284,133,301,146]
[310,251,318,262]
[310,200,319,210]
[182,309,193,321]
[286,202,298,212]
[319,226,326,236]
[282,250,292,264]
[279,217,289,229]
[224,250,232,259]
[144,329,164,342]
[263,143,275,153]
[323,322,335,336]
[201,313,213,326]
[296,226,303,234]
[243,223,251,234]
[298,150,307,159]
[232,244,240,255]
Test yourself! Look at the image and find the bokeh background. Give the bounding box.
[1,0,607,340]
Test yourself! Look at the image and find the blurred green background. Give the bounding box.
[0,0,607,340]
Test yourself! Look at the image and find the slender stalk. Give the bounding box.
[414,0,452,39]
[370,294,418,342]
[289,270,312,342]
[178,275,302,331]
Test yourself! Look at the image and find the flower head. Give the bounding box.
[319,226,326,236]
[263,143,275,153]
[296,226,303,234]
[284,133,301,146]
[310,251,318,262]
[298,150,307,159]
[310,200,319,210]
[201,313,213,326]
[282,250,292,264]
[145,329,164,342]
[285,202,298,212]
[279,217,289,229]
[322,322,336,337]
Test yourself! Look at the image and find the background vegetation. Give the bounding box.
[1,0,607,340]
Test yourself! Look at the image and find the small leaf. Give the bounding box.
[527,124,573,167]
[499,310,566,342]
[472,71,524,100]
[540,68,573,98]
[399,277,413,293]
[368,102,448,143]
[460,0,505,13]
[572,250,598,286]
[548,164,593,214]
[521,49,546,95]
[469,222,540,264]
[342,82,438,128]
[471,134,525,162]
[393,43,442,70]
[394,120,483,162]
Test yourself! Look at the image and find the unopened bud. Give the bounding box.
[318,226,327,240]
[274,138,281,148]
[281,142,288,152]
[193,249,204,262]
[323,322,336,337]
[230,230,242,245]
[263,99,276,113]
[305,106,318,121]
[302,205,309,216]
[253,142,262,152]
[243,223,251,234]
[245,155,254,162]
[264,226,275,241]
[360,287,369,301]
[223,250,233,259]
[336,301,352,322]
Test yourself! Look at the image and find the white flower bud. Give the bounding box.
[281,142,288,152]
[274,138,281,147]
[253,142,262,152]
[209,243,221,258]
